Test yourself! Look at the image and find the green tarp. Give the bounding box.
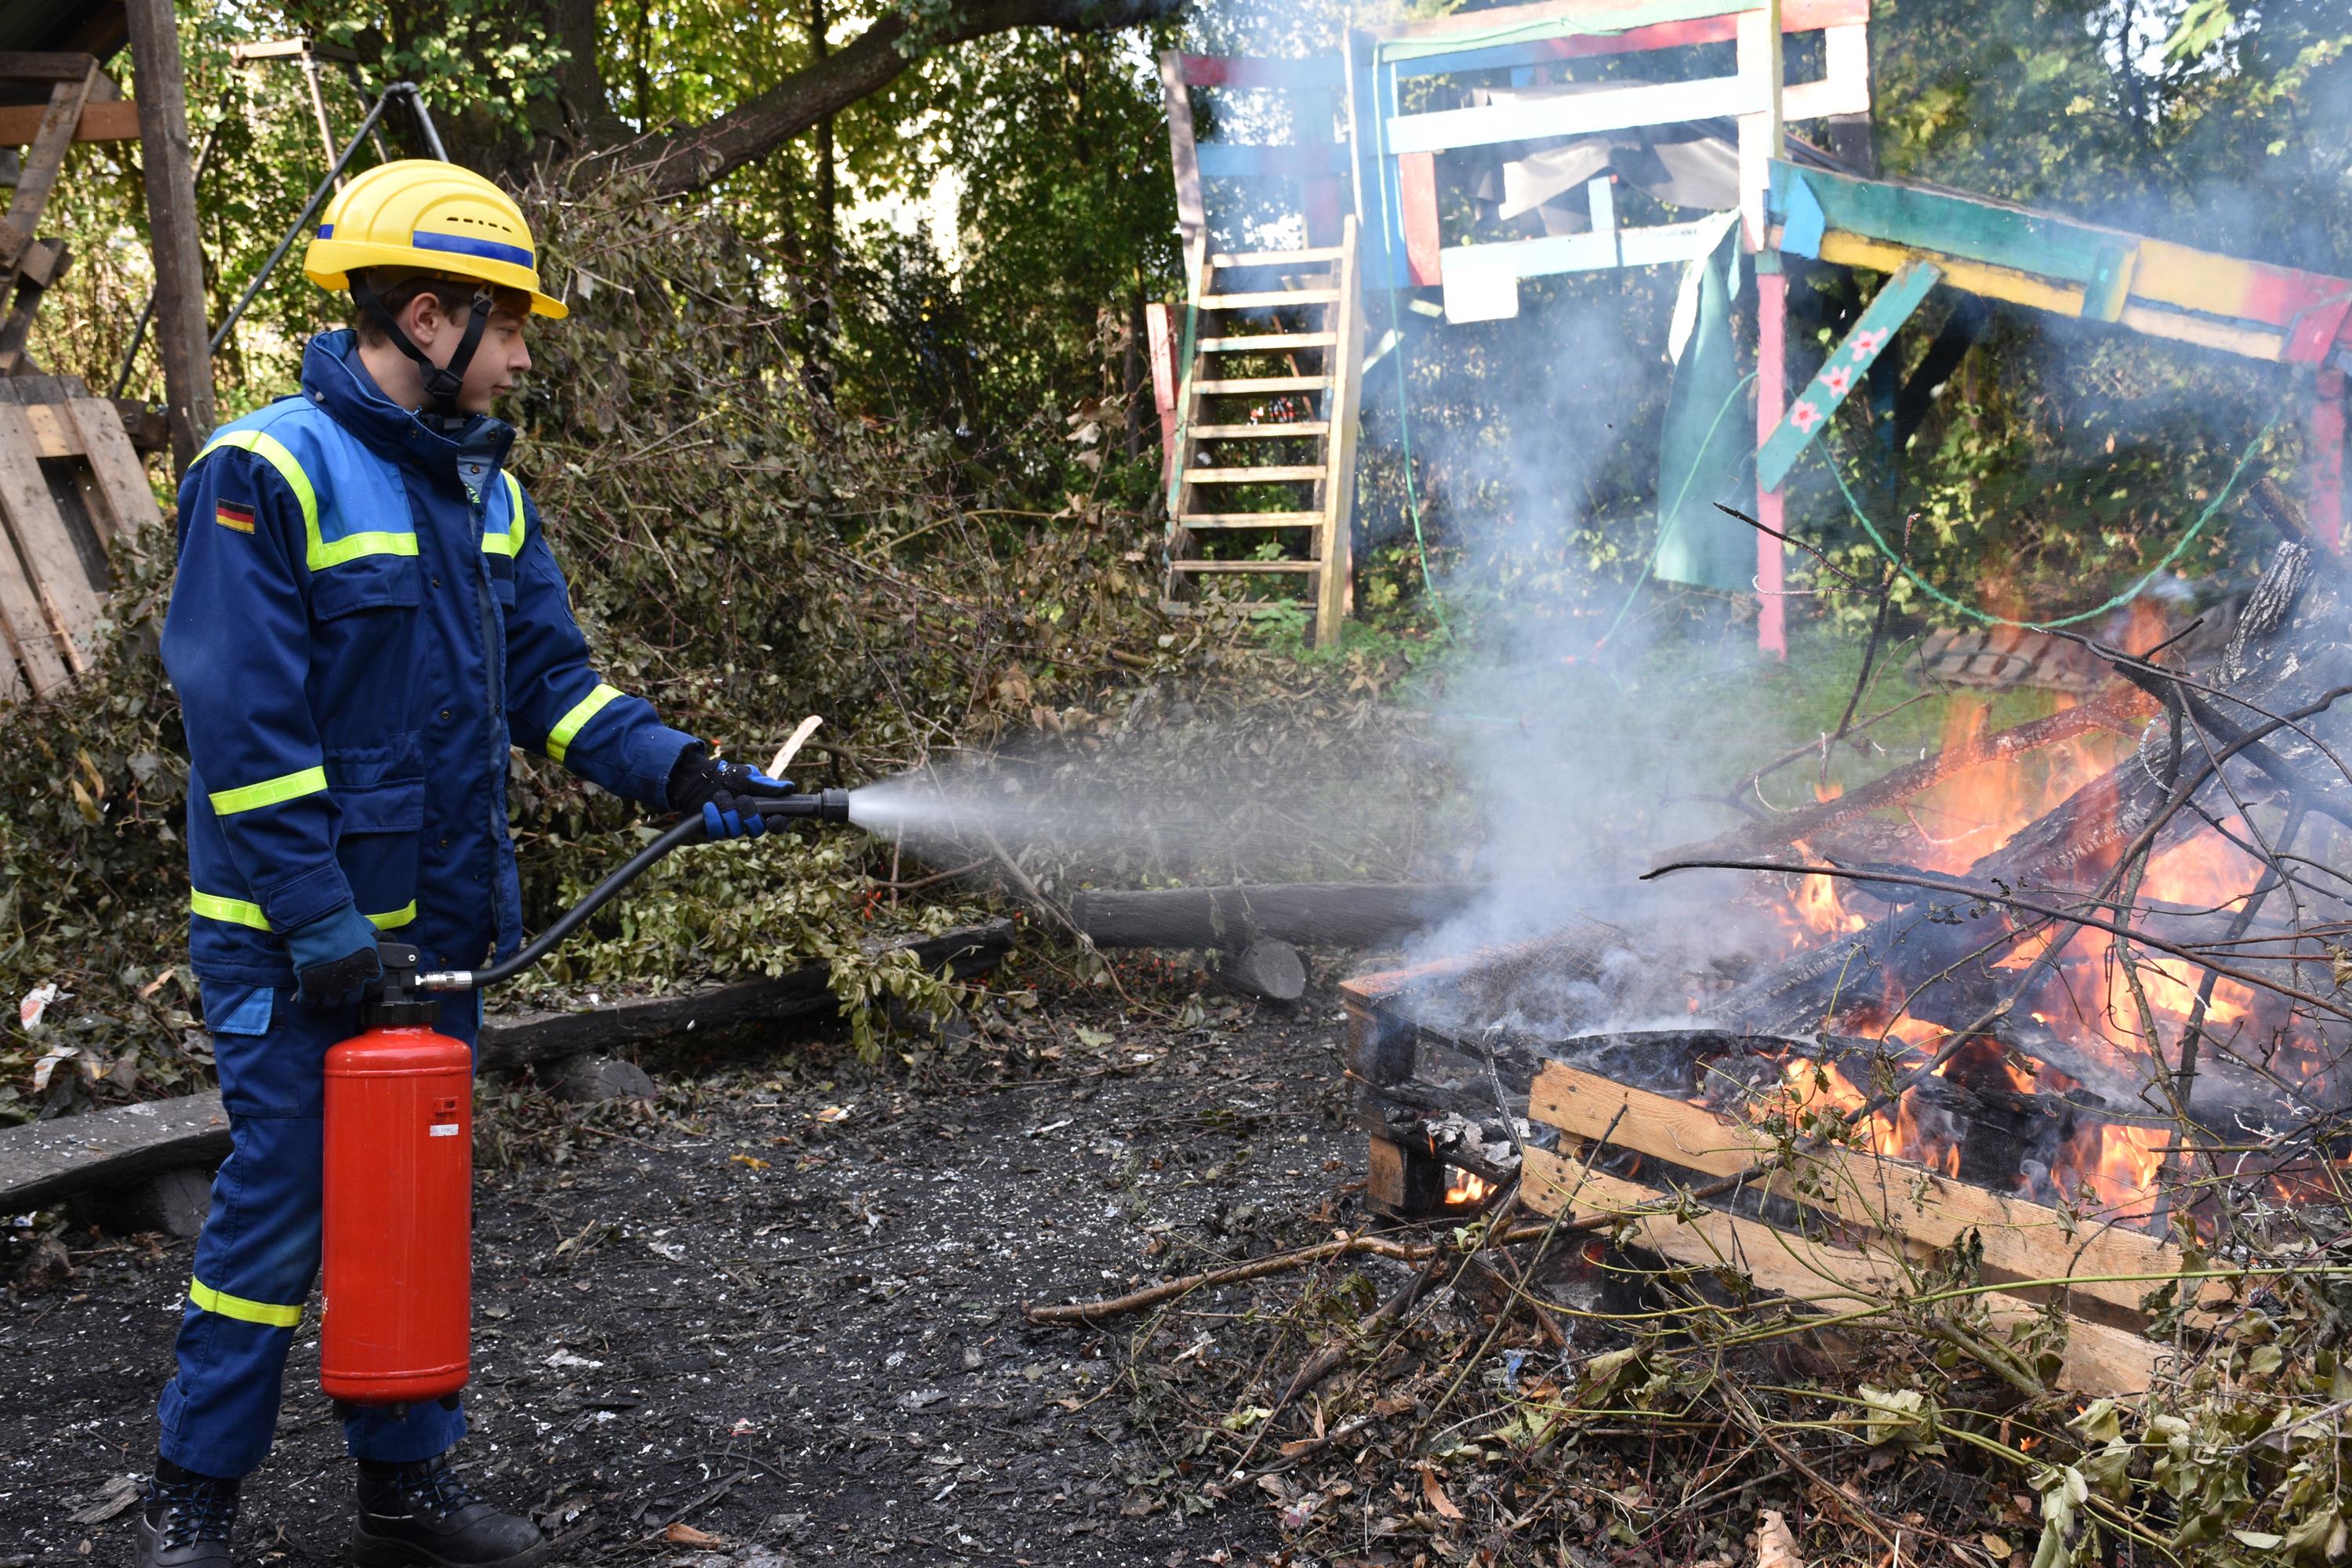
[1653,223,1755,593]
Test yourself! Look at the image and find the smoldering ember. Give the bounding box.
[5,4,2352,1568]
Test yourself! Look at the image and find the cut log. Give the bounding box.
[0,1092,232,1214]
[0,920,1016,1211]
[1070,882,1480,949]
[1211,937,1305,1004]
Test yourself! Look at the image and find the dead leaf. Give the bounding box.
[1754,1508,1802,1568]
[1980,1534,2013,1560]
[663,1523,724,1546]
[1419,1468,1465,1521]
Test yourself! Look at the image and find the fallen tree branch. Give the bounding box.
[1022,1232,1435,1326]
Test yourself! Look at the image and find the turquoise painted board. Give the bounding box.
[1766,163,2107,285]
[1756,260,1942,491]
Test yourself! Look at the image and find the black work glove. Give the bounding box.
[282,903,384,1009]
[667,746,797,840]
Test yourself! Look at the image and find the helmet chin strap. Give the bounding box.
[351,273,493,420]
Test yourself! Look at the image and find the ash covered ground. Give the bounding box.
[1,982,1367,1567]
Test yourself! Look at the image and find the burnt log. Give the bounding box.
[1664,695,2151,866]
[1070,882,1482,950]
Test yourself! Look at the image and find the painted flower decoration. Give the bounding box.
[1823,365,1853,397]
[1790,401,1823,433]
[1849,328,1888,361]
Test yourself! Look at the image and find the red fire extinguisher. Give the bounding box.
[316,789,852,1408]
[321,965,474,1407]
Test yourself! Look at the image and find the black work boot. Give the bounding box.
[135,1459,241,1568]
[353,1450,548,1568]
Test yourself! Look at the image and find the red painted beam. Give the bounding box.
[1399,151,1441,287]
[1174,55,1341,89]
[1368,0,1864,50]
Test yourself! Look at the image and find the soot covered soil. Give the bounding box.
[1,989,1368,1567]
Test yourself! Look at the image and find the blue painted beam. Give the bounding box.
[1195,143,1349,179]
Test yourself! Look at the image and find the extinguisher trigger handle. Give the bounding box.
[376,941,421,969]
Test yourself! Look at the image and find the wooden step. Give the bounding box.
[1180,465,1327,484]
[1201,289,1341,310]
[1200,332,1336,352]
[1211,246,1343,268]
[1188,422,1330,439]
[1195,376,1330,394]
[1178,511,1325,528]
[1171,559,1318,574]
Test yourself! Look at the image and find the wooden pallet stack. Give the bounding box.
[1161,216,1366,648]
[0,375,161,699]
[1521,1061,2188,1399]
[0,50,167,700]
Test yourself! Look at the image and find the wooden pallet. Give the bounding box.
[0,376,159,701]
[1161,216,1367,647]
[1520,1059,2187,1399]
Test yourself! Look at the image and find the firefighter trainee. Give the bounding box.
[138,160,794,1568]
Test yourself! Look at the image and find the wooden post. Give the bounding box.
[1145,300,1179,492]
[1156,51,1207,283]
[1317,215,1367,646]
[1740,0,1788,657]
[1756,264,1788,658]
[123,0,214,474]
[2313,365,2346,554]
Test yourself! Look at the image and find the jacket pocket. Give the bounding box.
[310,555,423,621]
[332,776,425,928]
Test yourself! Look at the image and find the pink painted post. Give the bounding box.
[1755,267,1788,657]
[2313,365,2347,554]
[1145,301,1180,491]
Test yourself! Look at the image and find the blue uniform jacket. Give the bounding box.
[162,329,700,986]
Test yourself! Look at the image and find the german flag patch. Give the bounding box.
[215,501,256,535]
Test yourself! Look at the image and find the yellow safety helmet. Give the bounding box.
[303,158,567,319]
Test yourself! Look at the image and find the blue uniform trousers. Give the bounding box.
[157,982,479,1478]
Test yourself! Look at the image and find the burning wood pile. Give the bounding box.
[1025,544,2352,1563]
[1344,542,2352,1395]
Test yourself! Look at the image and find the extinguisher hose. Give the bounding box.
[416,789,852,993]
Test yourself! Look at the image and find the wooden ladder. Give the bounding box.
[1163,214,1364,648]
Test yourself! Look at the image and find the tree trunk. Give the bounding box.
[123,0,214,471]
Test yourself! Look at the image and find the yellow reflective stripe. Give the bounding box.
[207,765,328,815]
[483,471,526,557]
[189,892,417,932]
[188,1276,303,1328]
[197,428,317,536]
[189,891,270,930]
[546,683,622,764]
[196,426,418,571]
